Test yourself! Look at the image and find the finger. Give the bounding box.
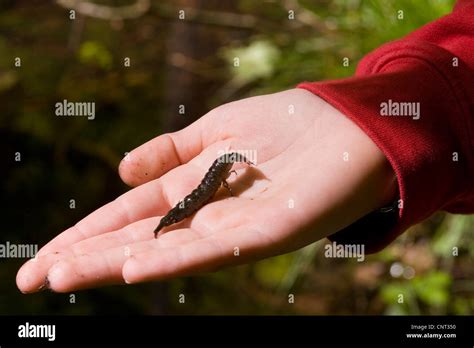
[35,187,161,257]
[47,228,203,292]
[68,216,162,255]
[36,163,196,257]
[18,217,160,292]
[119,113,221,187]
[18,227,202,293]
[23,192,256,293]
[122,226,274,284]
[16,252,64,293]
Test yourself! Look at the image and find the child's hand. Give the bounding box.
[16,89,396,293]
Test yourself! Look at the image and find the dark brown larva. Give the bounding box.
[153,152,253,238]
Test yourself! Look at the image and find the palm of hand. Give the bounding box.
[17,89,395,292]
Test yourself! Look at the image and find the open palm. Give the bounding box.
[17,89,395,293]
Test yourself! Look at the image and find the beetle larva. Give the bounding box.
[153,152,253,238]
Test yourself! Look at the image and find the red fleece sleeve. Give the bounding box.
[298,0,474,252]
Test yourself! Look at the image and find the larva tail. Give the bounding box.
[153,220,165,239]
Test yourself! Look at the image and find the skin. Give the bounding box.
[16,89,397,293]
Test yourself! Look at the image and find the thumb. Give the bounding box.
[118,115,215,187]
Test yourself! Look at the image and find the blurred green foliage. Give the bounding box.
[78,41,113,69]
[2,0,472,316]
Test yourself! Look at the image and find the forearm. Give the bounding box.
[298,1,474,251]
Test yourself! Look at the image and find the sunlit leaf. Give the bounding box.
[78,41,113,69]
[412,271,451,307]
[224,40,280,83]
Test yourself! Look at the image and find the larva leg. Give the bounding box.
[222,179,233,196]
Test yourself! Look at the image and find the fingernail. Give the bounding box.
[37,276,50,292]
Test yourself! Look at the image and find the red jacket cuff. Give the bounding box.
[298,39,474,252]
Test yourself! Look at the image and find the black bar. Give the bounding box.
[0,315,472,346]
